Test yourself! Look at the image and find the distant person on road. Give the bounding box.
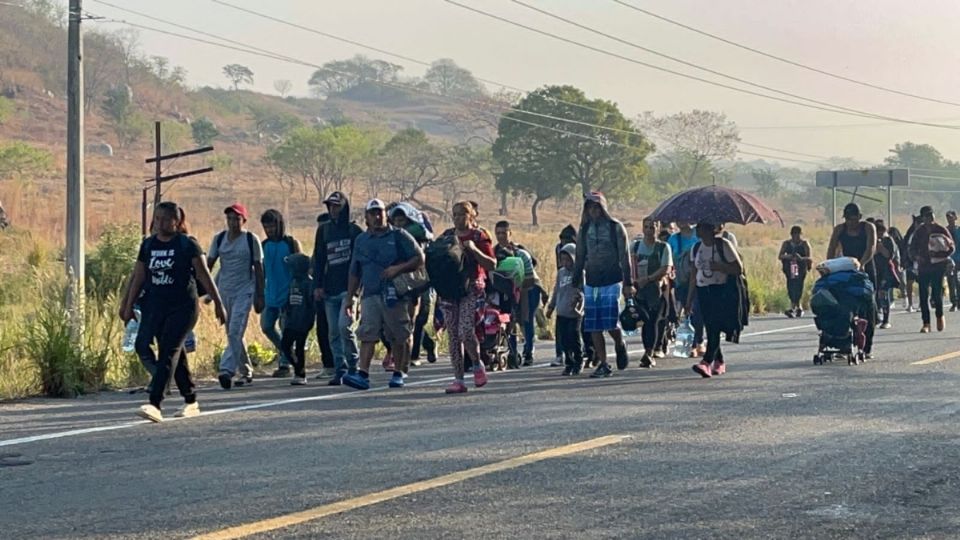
[546,243,584,375]
[908,206,955,333]
[121,202,226,422]
[208,203,264,390]
[259,209,301,379]
[313,192,363,385]
[686,222,744,379]
[827,202,877,358]
[572,191,633,378]
[436,201,497,393]
[874,222,900,329]
[946,210,960,312]
[779,226,812,318]
[900,215,923,312]
[282,253,315,386]
[341,199,424,391]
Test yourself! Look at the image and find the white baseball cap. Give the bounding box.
[365,198,386,212]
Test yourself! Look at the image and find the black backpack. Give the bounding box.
[426,233,470,301]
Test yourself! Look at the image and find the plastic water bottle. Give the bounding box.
[122,308,141,353]
[673,316,694,358]
[183,331,196,353]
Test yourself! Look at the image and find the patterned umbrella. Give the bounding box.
[649,185,784,226]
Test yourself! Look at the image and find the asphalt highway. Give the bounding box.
[2,309,960,539]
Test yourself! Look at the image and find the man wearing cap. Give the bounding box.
[313,191,363,385]
[342,199,424,390]
[572,191,634,378]
[909,206,955,333]
[207,203,265,389]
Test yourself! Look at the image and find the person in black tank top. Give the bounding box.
[826,203,878,357]
[779,226,812,318]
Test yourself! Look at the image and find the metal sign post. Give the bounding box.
[816,169,909,226]
[142,123,214,234]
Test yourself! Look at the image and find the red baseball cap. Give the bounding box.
[224,203,248,220]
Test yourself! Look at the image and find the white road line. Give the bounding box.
[0,365,554,448]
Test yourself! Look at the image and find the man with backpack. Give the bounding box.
[208,203,264,390]
[341,199,424,390]
[572,191,633,378]
[313,192,363,385]
[908,205,955,333]
[259,209,301,378]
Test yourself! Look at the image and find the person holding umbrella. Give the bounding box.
[826,203,877,357]
[685,222,744,378]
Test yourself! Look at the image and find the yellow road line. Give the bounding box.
[911,351,960,366]
[192,434,630,540]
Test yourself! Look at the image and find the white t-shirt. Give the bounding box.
[209,230,263,295]
[694,239,739,287]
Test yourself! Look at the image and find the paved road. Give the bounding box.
[2,310,960,539]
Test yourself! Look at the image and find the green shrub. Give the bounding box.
[86,224,140,302]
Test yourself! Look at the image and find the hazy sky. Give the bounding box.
[87,0,960,167]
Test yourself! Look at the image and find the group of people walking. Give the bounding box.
[779,202,959,359]
[122,189,780,423]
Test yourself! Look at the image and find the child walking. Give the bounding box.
[282,253,316,385]
[546,244,585,375]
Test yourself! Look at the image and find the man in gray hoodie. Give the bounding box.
[572,191,634,378]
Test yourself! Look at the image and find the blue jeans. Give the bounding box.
[509,287,541,357]
[260,305,290,368]
[325,292,359,376]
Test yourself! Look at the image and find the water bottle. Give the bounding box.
[122,308,141,353]
[789,259,800,279]
[673,316,694,358]
[184,331,196,353]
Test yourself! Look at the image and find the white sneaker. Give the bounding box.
[880,322,892,329]
[653,351,666,359]
[550,357,564,367]
[174,402,200,418]
[290,377,307,386]
[137,404,163,423]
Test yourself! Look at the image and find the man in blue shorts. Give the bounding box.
[572,191,634,378]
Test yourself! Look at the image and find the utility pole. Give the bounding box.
[66,0,85,339]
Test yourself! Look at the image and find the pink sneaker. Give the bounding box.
[382,355,395,372]
[473,363,488,388]
[445,381,468,394]
[692,361,713,378]
[711,360,726,376]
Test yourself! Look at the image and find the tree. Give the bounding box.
[307,55,403,97]
[101,85,148,148]
[266,125,379,203]
[248,102,304,142]
[150,56,169,80]
[273,79,293,98]
[0,141,54,180]
[191,117,219,146]
[222,64,254,91]
[752,167,782,198]
[424,58,485,98]
[492,85,652,225]
[169,66,188,87]
[884,142,949,169]
[374,129,480,215]
[638,110,739,188]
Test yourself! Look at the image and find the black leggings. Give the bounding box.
[697,285,726,365]
[557,315,583,368]
[641,301,664,352]
[919,270,946,325]
[137,302,198,409]
[786,274,805,305]
[282,328,308,378]
[411,292,436,360]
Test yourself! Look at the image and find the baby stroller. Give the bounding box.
[479,298,511,371]
[810,269,874,366]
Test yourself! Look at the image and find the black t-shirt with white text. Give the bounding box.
[137,234,202,308]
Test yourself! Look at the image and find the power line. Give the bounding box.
[737,151,822,166]
[509,0,952,132]
[443,0,959,130]
[609,0,960,109]
[737,142,830,160]
[91,3,872,170]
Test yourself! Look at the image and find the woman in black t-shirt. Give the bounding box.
[120,202,226,423]
[778,226,812,318]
